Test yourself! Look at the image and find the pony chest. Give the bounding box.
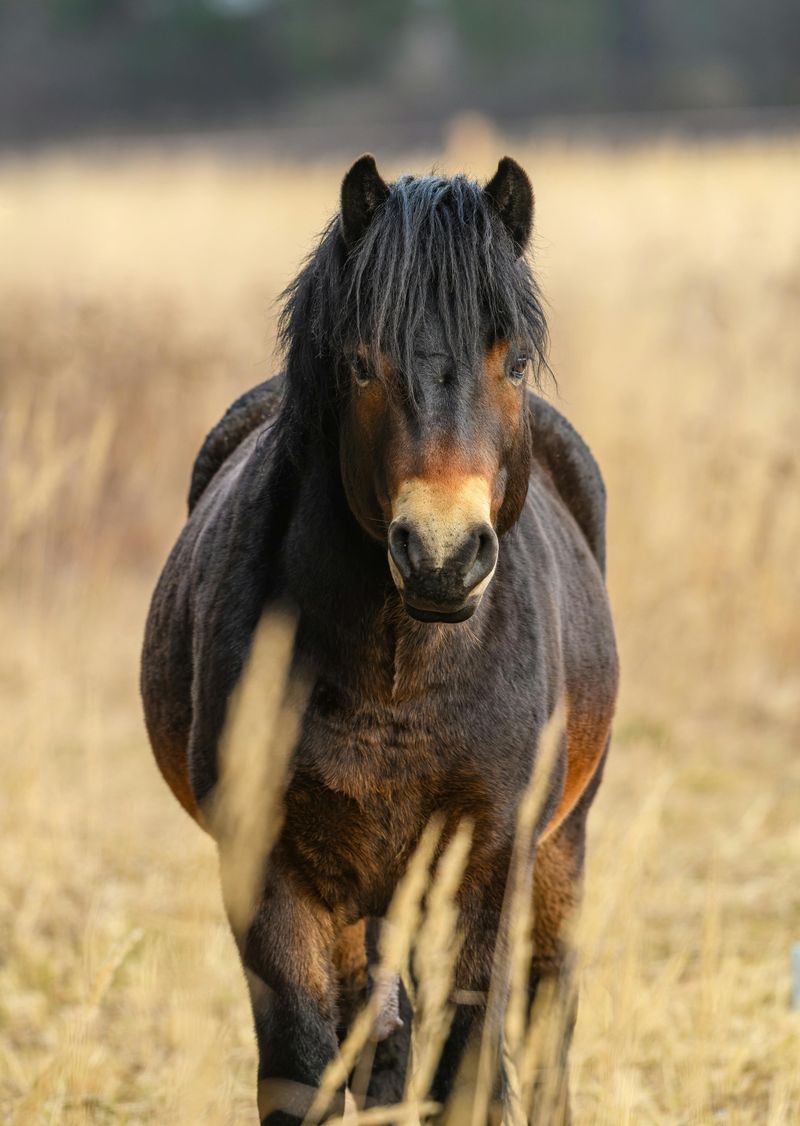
[296,671,529,804]
[293,618,538,801]
[298,693,452,797]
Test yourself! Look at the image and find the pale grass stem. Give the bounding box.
[209,608,302,939]
[404,820,474,1109]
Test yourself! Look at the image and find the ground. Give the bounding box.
[0,132,798,1123]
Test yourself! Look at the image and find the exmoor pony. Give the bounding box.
[142,154,618,1123]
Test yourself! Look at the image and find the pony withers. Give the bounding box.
[141,154,618,1123]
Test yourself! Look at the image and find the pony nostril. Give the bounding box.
[477,529,495,561]
[388,521,413,581]
[461,532,481,573]
[405,527,426,573]
[465,524,498,591]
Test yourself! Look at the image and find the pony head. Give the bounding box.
[280,154,547,623]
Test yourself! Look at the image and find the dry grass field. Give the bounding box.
[0,130,798,1124]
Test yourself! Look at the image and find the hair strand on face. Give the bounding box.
[277,170,548,436]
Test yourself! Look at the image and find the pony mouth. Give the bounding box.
[402,596,478,624]
[388,553,485,623]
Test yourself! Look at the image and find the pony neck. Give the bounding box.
[281,413,391,624]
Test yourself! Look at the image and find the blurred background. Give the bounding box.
[1,3,798,1124]
[2,0,800,148]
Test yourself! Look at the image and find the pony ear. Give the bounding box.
[340,154,389,251]
[483,156,534,256]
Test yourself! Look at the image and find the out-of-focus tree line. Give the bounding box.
[1,0,798,144]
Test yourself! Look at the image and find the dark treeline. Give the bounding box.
[2,0,799,145]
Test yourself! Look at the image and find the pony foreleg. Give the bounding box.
[236,875,341,1126]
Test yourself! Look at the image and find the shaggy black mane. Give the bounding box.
[277,173,548,441]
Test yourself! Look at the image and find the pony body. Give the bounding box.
[142,156,618,1123]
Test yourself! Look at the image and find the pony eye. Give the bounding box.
[509,353,529,382]
[351,356,374,387]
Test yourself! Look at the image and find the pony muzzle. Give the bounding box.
[387,475,499,621]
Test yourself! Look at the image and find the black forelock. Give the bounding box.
[277,172,548,436]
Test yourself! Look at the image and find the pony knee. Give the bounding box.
[243,876,337,1005]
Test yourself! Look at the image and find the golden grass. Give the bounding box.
[1,131,799,1123]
